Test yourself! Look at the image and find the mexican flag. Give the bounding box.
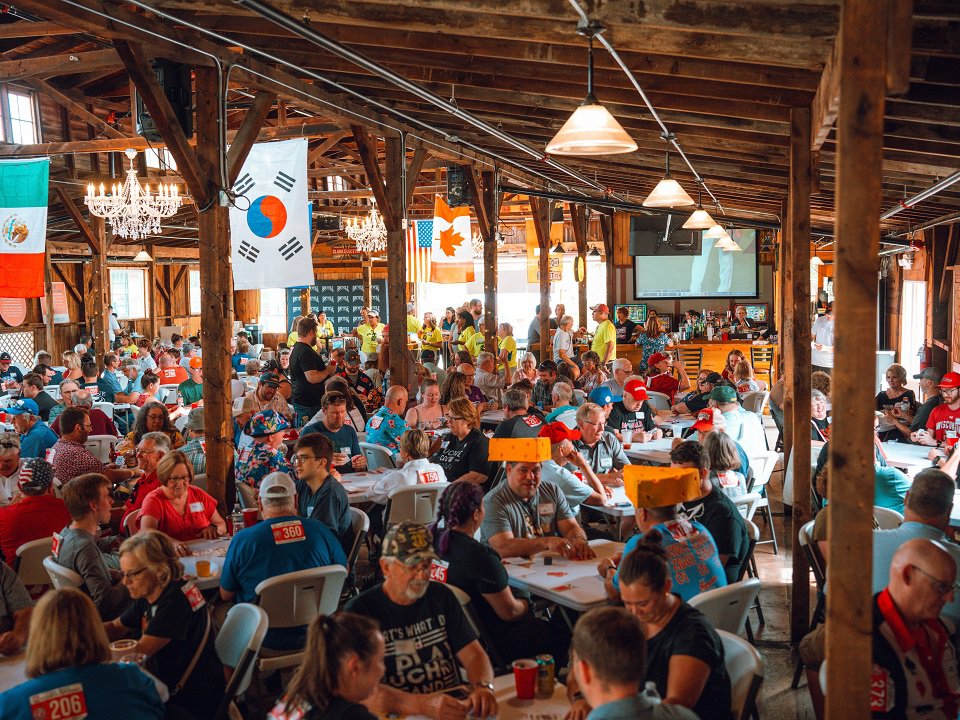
[0,158,48,297]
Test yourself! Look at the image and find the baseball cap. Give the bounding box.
[939,372,960,389]
[367,308,380,317]
[185,408,205,431]
[914,367,943,381]
[702,372,723,385]
[6,398,39,416]
[538,421,581,444]
[709,385,738,403]
[648,352,669,367]
[18,458,54,496]
[623,378,649,401]
[590,303,610,314]
[246,409,292,438]
[259,471,296,500]
[345,349,361,364]
[691,408,726,433]
[0,352,11,362]
[537,360,558,373]
[588,386,619,405]
[259,371,283,388]
[232,395,255,417]
[189,356,203,369]
[381,521,438,566]
[0,432,19,456]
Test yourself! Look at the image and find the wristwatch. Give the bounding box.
[471,680,495,693]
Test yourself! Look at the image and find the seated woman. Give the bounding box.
[404,378,446,430]
[116,401,185,458]
[876,362,917,441]
[577,351,608,394]
[0,588,165,720]
[134,371,161,408]
[139,450,226,543]
[105,531,225,719]
[429,399,492,487]
[733,360,761,396]
[811,389,831,441]
[369,429,448,505]
[512,352,538,385]
[703,430,747,499]
[430,481,569,665]
[271,612,384,720]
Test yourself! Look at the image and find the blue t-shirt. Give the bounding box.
[98,371,122,403]
[613,519,727,602]
[300,421,362,474]
[0,663,164,720]
[364,407,408,453]
[231,353,253,372]
[220,515,347,649]
[20,420,58,459]
[874,464,910,514]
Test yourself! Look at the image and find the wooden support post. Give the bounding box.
[195,66,233,513]
[43,253,55,354]
[599,212,615,311]
[362,258,373,309]
[88,217,110,358]
[530,197,552,361]
[384,135,407,388]
[147,245,158,340]
[825,0,888,715]
[570,204,589,331]
[786,107,813,643]
[299,288,311,320]
[466,167,499,354]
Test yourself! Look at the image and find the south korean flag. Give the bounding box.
[229,138,313,290]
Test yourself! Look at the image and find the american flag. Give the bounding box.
[407,220,433,283]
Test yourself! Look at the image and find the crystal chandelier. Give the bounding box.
[84,149,181,241]
[345,202,387,254]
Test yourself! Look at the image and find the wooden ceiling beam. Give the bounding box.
[811,36,840,151]
[24,73,125,139]
[0,49,119,82]
[350,125,400,228]
[0,20,78,39]
[54,187,101,254]
[307,131,350,166]
[226,90,277,185]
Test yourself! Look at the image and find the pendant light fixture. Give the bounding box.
[551,240,566,254]
[588,246,602,257]
[703,224,732,249]
[643,135,695,209]
[133,247,153,262]
[682,182,718,230]
[545,32,637,156]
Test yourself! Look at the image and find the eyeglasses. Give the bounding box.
[167,475,190,484]
[292,454,316,465]
[136,449,160,457]
[120,566,150,581]
[911,565,960,596]
[448,416,467,422]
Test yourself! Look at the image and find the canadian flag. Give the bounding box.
[429,195,474,283]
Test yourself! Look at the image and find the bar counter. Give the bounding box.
[616,339,779,385]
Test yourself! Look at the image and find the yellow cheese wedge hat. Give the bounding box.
[623,464,702,509]
[488,437,552,463]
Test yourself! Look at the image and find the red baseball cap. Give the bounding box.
[939,372,960,389]
[691,408,723,432]
[538,421,581,444]
[648,352,669,367]
[624,378,649,401]
[590,303,610,314]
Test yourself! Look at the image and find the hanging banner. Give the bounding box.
[0,157,48,297]
[40,282,70,324]
[0,298,26,327]
[524,219,563,283]
[429,195,474,283]
[229,138,313,290]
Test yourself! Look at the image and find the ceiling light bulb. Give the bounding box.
[682,208,718,230]
[546,101,638,156]
[133,249,153,262]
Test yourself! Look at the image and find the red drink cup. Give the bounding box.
[242,508,259,527]
[512,659,538,700]
[0,412,6,423]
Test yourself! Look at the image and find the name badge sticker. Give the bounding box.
[369,415,383,430]
[417,470,441,484]
[51,532,63,558]
[538,502,555,516]
[181,581,206,611]
[600,458,613,469]
[429,559,449,583]
[271,519,306,545]
[29,683,89,720]
[189,502,204,513]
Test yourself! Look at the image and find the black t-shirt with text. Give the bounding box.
[614,319,637,343]
[430,428,493,486]
[289,341,328,407]
[605,400,655,434]
[345,582,476,694]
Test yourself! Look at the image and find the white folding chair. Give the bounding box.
[236,482,258,510]
[385,483,449,528]
[645,390,671,411]
[42,556,83,589]
[732,492,763,521]
[873,505,904,529]
[85,434,117,464]
[214,603,269,720]
[123,508,142,536]
[359,441,397,470]
[747,449,780,553]
[94,401,114,419]
[740,391,769,417]
[689,577,763,637]
[158,385,180,404]
[175,414,189,433]
[46,385,61,401]
[346,507,369,573]
[16,537,53,586]
[717,629,764,720]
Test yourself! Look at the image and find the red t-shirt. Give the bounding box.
[140,484,217,541]
[647,373,681,404]
[124,470,160,514]
[0,494,71,566]
[159,366,189,385]
[926,403,960,443]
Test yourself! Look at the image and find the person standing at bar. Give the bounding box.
[590,304,617,368]
[811,303,834,374]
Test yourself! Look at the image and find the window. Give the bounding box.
[325,175,347,192]
[189,270,201,315]
[259,288,287,333]
[144,147,178,172]
[6,90,37,144]
[110,268,148,319]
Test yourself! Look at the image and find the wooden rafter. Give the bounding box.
[350,125,400,230]
[24,74,125,140]
[226,90,277,185]
[54,187,101,254]
[405,146,428,210]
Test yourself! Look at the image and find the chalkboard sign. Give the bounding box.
[286,279,387,336]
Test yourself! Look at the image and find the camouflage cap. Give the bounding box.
[381,521,438,565]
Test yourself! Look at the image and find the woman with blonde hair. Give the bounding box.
[419,311,443,354]
[634,313,671,373]
[271,613,384,720]
[512,351,538,384]
[0,588,165,718]
[429,398,491,486]
[139,450,226,543]
[733,360,761,395]
[702,430,747,499]
[439,370,469,406]
[104,530,224,719]
[60,349,83,382]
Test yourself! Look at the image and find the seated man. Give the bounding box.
[51,389,118,437]
[531,360,558,409]
[600,497,726,603]
[177,356,204,406]
[7,398,57,459]
[97,353,122,403]
[606,378,660,442]
[672,440,749,583]
[365,385,409,456]
[0,562,31,655]
[601,358,632,398]
[300,391,367,475]
[47,379,79,427]
[246,370,292,419]
[0,458,70,566]
[645,352,690,406]
[570,606,698,720]
[492,389,544,439]
[48,408,134,485]
[345,522,497,720]
[708,385,766,456]
[682,408,751,480]
[0,352,23,393]
[55,473,130,619]
[575,402,629,486]
[18,373,56,421]
[420,349,447,386]
[0,432,23,506]
[538,421,608,517]
[119,432,171,527]
[338,349,382,413]
[220,472,346,650]
[156,350,188,385]
[671,371,722,416]
[236,410,296,489]
[544,381,578,428]
[293,433,351,550]
[481,447,596,561]
[179,408,207,475]
[474,351,506,403]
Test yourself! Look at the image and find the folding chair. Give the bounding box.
[15,537,53,586]
[747,450,780,554]
[193,473,208,492]
[385,483,448,528]
[791,519,826,689]
[718,629,764,720]
[93,401,115,419]
[42,556,83,590]
[645,391,671,412]
[359,442,397,470]
[444,582,506,672]
[85,435,117,464]
[236,482,259,510]
[872,506,903,529]
[214,603,269,720]
[689,577,762,637]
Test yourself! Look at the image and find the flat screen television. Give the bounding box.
[735,303,768,324]
[613,303,647,324]
[630,215,759,299]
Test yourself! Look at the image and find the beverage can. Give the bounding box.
[536,654,555,696]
